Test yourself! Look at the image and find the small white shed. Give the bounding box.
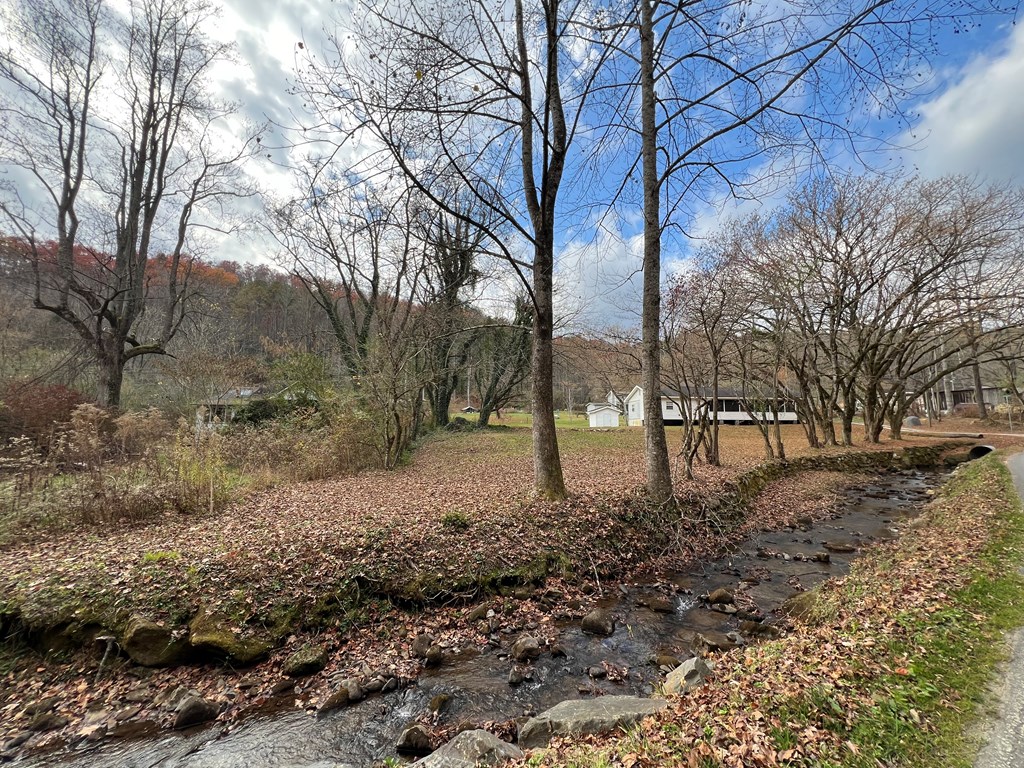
[586,402,621,428]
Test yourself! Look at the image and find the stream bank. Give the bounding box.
[11,466,946,767]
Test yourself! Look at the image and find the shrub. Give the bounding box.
[441,510,471,531]
[951,402,981,418]
[220,406,379,487]
[232,394,319,426]
[114,408,173,460]
[0,382,87,450]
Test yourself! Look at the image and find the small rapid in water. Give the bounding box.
[25,469,941,768]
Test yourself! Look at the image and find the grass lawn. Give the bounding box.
[452,409,591,429]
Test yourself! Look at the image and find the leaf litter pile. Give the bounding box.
[524,456,1024,768]
[0,426,972,756]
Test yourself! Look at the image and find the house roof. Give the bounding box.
[586,402,621,414]
[625,384,768,401]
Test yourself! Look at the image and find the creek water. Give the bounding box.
[25,469,941,768]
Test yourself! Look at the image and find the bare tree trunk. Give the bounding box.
[972,359,989,419]
[707,371,721,466]
[97,352,124,410]
[639,0,672,504]
[531,263,566,500]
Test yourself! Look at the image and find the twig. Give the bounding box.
[587,552,603,598]
[94,636,116,684]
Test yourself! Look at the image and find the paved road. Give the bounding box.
[974,451,1024,768]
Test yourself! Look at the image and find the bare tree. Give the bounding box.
[418,197,488,428]
[474,298,533,428]
[625,0,1012,497]
[0,0,257,407]
[290,0,623,500]
[732,174,1024,444]
[271,176,433,467]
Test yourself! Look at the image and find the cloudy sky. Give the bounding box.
[3,0,1023,331]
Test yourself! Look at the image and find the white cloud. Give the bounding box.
[554,215,644,332]
[906,23,1024,181]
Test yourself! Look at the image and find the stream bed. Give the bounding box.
[25,468,942,768]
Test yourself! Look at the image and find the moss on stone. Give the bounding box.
[188,607,273,665]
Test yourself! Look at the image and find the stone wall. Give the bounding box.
[721,441,968,512]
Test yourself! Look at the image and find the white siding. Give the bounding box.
[588,409,620,428]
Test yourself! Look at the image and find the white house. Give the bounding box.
[586,402,622,428]
[623,385,799,427]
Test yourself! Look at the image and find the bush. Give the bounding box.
[219,406,379,487]
[951,402,981,418]
[0,416,228,543]
[232,395,319,426]
[114,408,173,460]
[0,397,382,544]
[0,382,87,450]
[441,510,471,531]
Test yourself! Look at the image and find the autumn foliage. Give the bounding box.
[0,381,87,450]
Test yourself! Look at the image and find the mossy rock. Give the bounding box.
[188,607,273,665]
[123,615,189,667]
[283,643,329,677]
[779,591,820,624]
[33,620,107,654]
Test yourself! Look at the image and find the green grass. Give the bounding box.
[451,409,595,429]
[803,456,1024,767]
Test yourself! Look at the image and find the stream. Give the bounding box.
[24,468,942,768]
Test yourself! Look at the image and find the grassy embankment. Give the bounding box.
[525,454,1024,768]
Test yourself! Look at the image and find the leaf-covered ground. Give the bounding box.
[0,425,982,755]
[524,455,1024,768]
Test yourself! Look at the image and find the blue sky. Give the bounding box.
[3,0,1022,331]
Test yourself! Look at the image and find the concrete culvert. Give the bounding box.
[968,445,995,460]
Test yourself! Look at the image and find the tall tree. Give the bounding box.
[627,0,1011,498]
[0,0,256,407]
[291,0,620,499]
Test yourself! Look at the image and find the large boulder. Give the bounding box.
[416,729,523,768]
[284,644,329,677]
[518,696,668,749]
[122,615,188,667]
[189,608,272,665]
[581,609,615,636]
[663,657,713,695]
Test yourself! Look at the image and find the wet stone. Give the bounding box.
[28,713,69,732]
[172,694,219,729]
[581,609,615,636]
[415,729,523,768]
[646,597,676,614]
[317,687,351,715]
[412,634,435,659]
[511,635,542,662]
[397,724,433,755]
[707,588,734,605]
[823,541,857,553]
[284,643,329,677]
